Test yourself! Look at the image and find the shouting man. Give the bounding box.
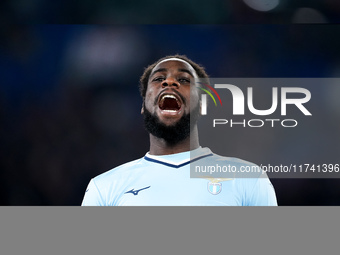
[82,55,277,206]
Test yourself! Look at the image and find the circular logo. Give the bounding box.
[207,182,222,195]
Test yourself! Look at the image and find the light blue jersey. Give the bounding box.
[81,147,277,206]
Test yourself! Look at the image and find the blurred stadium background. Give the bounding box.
[1,1,340,205]
[1,0,340,23]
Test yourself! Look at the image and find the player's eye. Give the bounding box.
[178,78,190,83]
[152,76,165,82]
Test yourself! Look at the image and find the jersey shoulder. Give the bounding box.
[206,152,263,179]
[210,153,277,205]
[92,157,145,185]
[211,152,257,166]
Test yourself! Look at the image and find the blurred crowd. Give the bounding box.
[1,22,340,205]
[1,0,340,23]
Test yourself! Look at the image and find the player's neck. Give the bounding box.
[149,127,200,156]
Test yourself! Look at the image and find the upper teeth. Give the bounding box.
[161,94,177,100]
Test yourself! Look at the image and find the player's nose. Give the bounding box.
[161,77,180,88]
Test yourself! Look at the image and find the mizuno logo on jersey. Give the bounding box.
[124,186,151,196]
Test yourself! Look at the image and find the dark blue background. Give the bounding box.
[1,25,340,205]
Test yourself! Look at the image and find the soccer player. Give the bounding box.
[81,55,277,206]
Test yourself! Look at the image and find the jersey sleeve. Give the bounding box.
[81,179,105,206]
[246,176,278,206]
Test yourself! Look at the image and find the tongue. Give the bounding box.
[159,97,180,111]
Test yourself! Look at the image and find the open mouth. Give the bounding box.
[158,94,182,113]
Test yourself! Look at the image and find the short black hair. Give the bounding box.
[139,54,209,99]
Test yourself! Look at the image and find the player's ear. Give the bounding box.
[141,101,145,114]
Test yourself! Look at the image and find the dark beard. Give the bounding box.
[143,104,200,146]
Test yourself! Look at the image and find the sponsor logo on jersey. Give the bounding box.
[125,186,151,196]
